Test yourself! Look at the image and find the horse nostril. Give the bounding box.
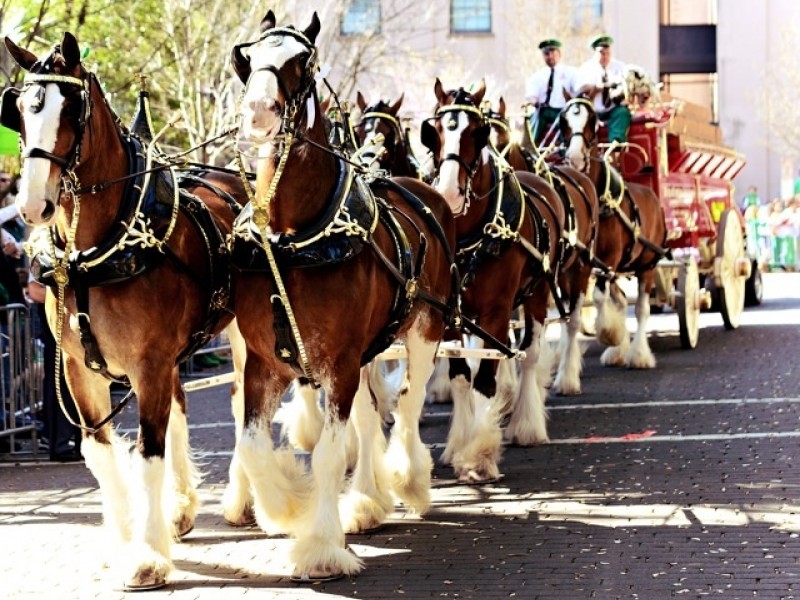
[41,200,56,221]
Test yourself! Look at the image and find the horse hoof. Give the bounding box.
[123,565,169,591]
[290,571,346,584]
[224,505,256,528]
[347,522,386,535]
[458,470,503,485]
[174,516,195,539]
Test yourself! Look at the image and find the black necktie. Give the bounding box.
[602,69,610,107]
[544,67,555,106]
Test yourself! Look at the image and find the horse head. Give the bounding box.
[232,10,321,145]
[353,92,405,171]
[482,97,515,150]
[421,78,490,215]
[3,32,95,226]
[559,97,597,173]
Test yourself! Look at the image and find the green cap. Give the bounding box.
[538,38,562,51]
[590,34,614,49]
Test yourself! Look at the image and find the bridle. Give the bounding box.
[560,98,596,169]
[11,73,92,176]
[358,107,402,149]
[429,101,486,200]
[232,27,319,132]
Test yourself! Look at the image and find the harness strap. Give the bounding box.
[73,279,130,385]
[518,181,568,318]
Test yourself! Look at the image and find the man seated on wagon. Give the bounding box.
[574,34,631,145]
[524,38,576,146]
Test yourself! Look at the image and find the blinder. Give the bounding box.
[420,120,440,160]
[231,44,251,83]
[0,87,21,132]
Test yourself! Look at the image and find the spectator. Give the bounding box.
[28,280,82,462]
[740,185,761,213]
[769,199,795,271]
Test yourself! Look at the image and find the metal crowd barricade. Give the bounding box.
[0,303,45,460]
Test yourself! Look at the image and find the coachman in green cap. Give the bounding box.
[524,37,577,146]
[575,34,631,144]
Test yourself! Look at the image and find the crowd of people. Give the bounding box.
[741,186,800,272]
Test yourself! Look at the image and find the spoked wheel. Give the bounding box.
[677,256,700,349]
[715,209,748,330]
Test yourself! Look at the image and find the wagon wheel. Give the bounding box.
[677,256,700,349]
[715,209,747,330]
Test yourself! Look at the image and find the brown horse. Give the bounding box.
[3,33,248,589]
[559,97,668,368]
[353,92,424,178]
[485,98,601,397]
[228,11,456,580]
[420,79,565,481]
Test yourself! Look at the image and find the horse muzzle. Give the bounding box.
[18,197,57,226]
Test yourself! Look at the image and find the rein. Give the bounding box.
[233,28,343,388]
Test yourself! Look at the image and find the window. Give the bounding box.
[571,0,603,31]
[341,0,381,36]
[660,0,717,25]
[451,0,491,34]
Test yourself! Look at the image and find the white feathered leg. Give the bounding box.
[440,372,473,466]
[164,398,200,538]
[281,380,324,452]
[124,451,172,589]
[385,322,436,513]
[292,418,363,579]
[626,278,656,368]
[598,282,630,366]
[82,433,133,545]
[238,415,310,536]
[340,368,393,533]
[221,321,255,527]
[506,320,553,445]
[553,292,586,395]
[427,358,451,403]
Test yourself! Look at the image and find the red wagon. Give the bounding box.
[607,96,760,348]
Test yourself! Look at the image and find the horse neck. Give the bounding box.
[58,84,128,250]
[389,139,413,177]
[504,144,529,172]
[257,98,338,233]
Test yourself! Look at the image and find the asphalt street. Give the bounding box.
[1,272,799,599]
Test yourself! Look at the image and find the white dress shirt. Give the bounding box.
[574,57,628,112]
[524,64,577,109]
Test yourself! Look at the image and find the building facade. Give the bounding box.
[285,0,797,201]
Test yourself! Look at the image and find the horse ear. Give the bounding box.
[471,79,486,105]
[498,97,506,118]
[260,10,277,32]
[304,12,321,44]
[420,120,440,158]
[433,78,447,105]
[61,32,81,71]
[356,91,367,112]
[562,88,573,103]
[472,122,491,150]
[389,93,404,115]
[4,37,37,71]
